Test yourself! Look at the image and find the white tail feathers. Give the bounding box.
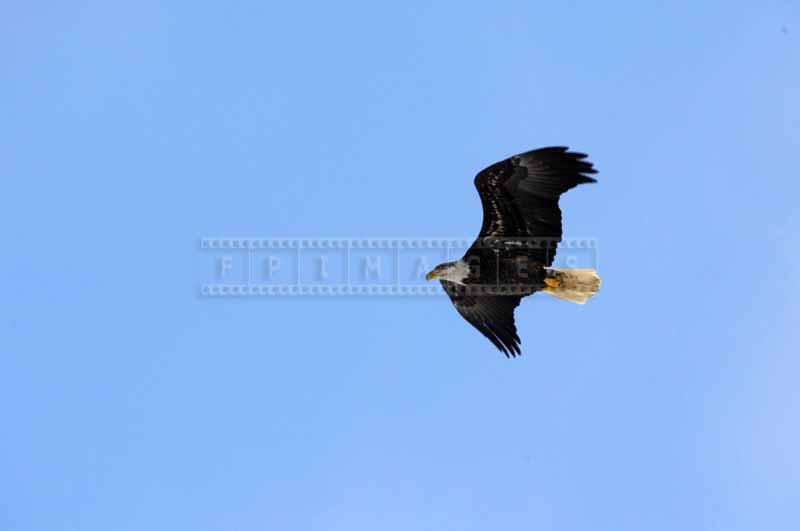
[542,269,601,305]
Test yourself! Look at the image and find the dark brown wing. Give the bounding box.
[472,147,597,266]
[441,280,523,357]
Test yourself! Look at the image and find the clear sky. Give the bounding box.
[2,1,799,530]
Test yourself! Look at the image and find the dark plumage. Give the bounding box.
[426,147,600,357]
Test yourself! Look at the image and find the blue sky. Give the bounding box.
[2,1,799,530]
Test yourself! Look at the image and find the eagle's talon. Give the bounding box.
[544,277,561,289]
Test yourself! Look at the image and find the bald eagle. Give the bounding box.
[425,147,600,357]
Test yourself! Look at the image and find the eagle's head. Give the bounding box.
[425,260,470,284]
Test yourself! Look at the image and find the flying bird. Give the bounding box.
[425,147,600,357]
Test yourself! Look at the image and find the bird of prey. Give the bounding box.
[425,147,600,357]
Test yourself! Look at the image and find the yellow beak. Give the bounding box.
[425,271,438,281]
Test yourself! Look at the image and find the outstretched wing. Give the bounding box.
[473,147,597,265]
[442,280,524,357]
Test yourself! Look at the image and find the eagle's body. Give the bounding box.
[425,147,600,357]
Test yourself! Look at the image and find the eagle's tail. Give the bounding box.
[542,269,601,305]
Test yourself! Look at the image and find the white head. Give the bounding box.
[425,260,470,285]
